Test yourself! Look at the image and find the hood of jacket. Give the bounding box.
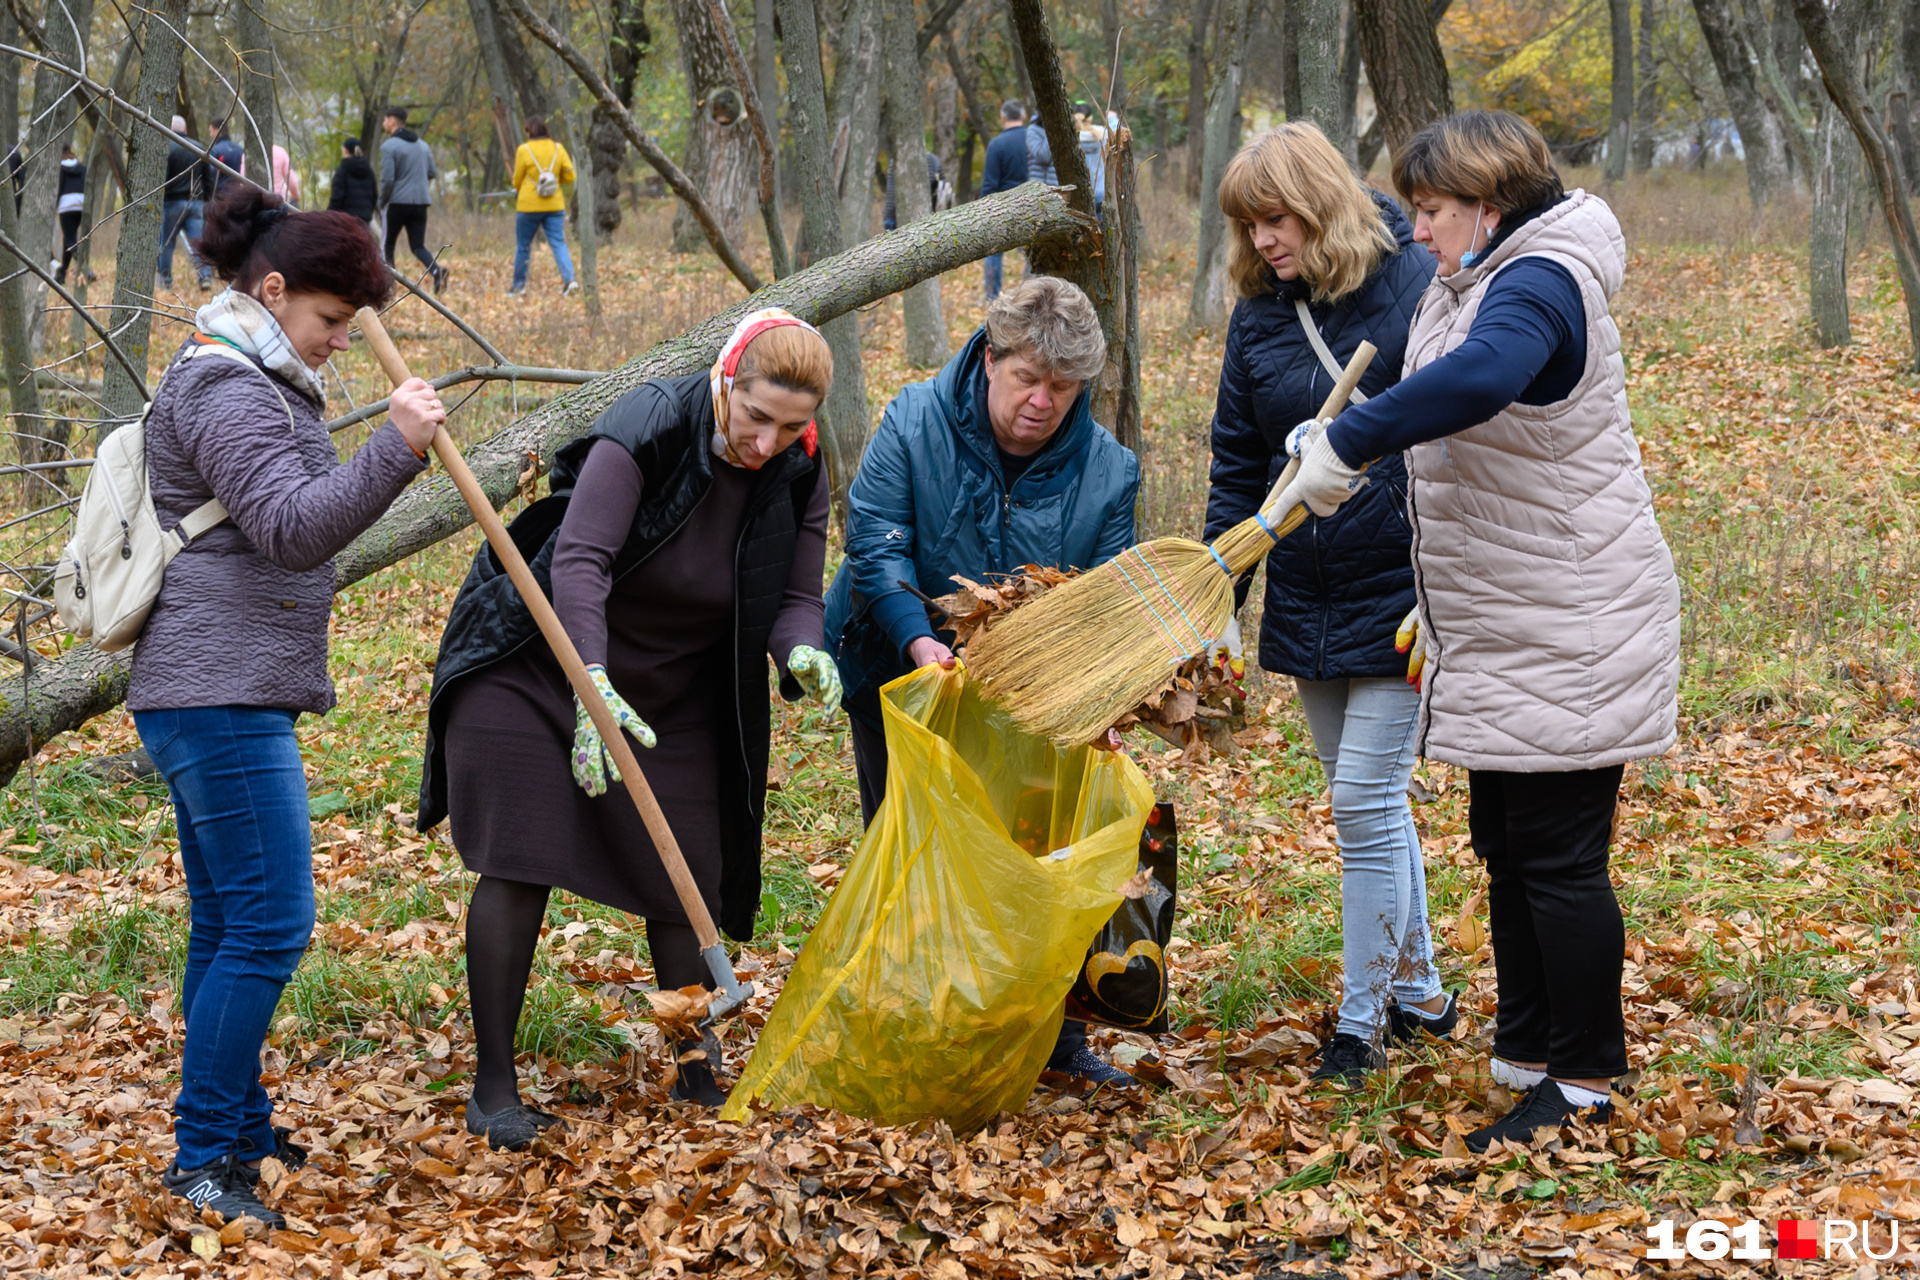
[395,128,420,144]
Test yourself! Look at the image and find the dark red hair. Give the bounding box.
[196,184,392,309]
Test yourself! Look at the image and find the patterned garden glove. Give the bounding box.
[570,664,657,797]
[1212,616,1245,685]
[1395,607,1427,690]
[787,645,842,713]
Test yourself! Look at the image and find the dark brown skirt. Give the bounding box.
[440,647,721,924]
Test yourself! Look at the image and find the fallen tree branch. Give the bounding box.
[325,364,607,434]
[497,0,765,293]
[0,182,1091,784]
[389,274,511,366]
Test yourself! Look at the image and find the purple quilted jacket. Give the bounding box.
[126,339,428,714]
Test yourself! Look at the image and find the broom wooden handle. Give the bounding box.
[1258,340,1378,515]
[354,308,726,958]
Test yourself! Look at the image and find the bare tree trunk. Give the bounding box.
[1185,0,1215,198]
[1099,129,1143,453]
[1633,0,1660,172]
[752,0,780,203]
[776,0,867,527]
[467,0,524,173]
[1191,0,1252,328]
[934,62,958,200]
[0,183,1091,784]
[237,0,274,185]
[1289,0,1346,151]
[883,0,947,367]
[831,0,883,244]
[18,0,95,360]
[1603,0,1632,182]
[1101,0,1126,112]
[1005,0,1033,109]
[670,0,755,254]
[0,1,41,469]
[101,0,190,429]
[1339,0,1363,165]
[1691,0,1788,209]
[1352,0,1451,159]
[590,0,651,237]
[1795,0,1920,371]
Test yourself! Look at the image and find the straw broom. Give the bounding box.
[966,342,1376,744]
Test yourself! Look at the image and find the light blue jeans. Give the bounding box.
[1295,676,1443,1040]
[513,211,575,289]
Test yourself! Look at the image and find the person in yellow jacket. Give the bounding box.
[510,117,579,297]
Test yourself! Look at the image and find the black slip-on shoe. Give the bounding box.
[1309,1032,1385,1086]
[1387,991,1459,1044]
[669,1024,730,1106]
[1464,1080,1612,1154]
[162,1155,286,1228]
[464,1100,565,1151]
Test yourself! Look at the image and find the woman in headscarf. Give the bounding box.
[420,311,842,1147]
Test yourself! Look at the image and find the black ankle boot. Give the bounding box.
[670,1022,729,1106]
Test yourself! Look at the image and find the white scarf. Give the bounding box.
[194,288,327,405]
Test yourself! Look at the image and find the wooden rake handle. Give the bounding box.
[354,308,751,1015]
[1258,340,1378,519]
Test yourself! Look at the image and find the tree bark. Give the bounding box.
[17,0,93,360]
[1352,0,1451,160]
[707,0,791,277]
[1603,0,1632,182]
[934,61,959,201]
[752,0,780,202]
[467,0,524,175]
[0,183,1091,784]
[883,0,947,367]
[1633,0,1660,172]
[1339,0,1363,166]
[1795,0,1920,370]
[1098,128,1143,454]
[1288,0,1346,151]
[100,0,189,429]
[1005,0,1034,110]
[831,0,882,243]
[1100,0,1126,112]
[588,0,651,237]
[1190,0,1252,328]
[776,0,868,527]
[1184,0,1215,198]
[1691,0,1788,210]
[670,0,755,255]
[237,0,273,185]
[0,4,29,471]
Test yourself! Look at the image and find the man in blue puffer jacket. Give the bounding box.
[826,275,1138,1082]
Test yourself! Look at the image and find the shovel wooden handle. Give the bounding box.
[1258,340,1378,517]
[355,309,725,957]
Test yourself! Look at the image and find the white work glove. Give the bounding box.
[1284,418,1324,460]
[786,644,842,713]
[1395,606,1427,689]
[1295,428,1369,518]
[1212,615,1245,685]
[572,664,656,797]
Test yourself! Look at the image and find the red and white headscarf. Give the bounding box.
[708,307,821,469]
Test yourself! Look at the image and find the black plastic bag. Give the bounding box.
[1065,802,1177,1035]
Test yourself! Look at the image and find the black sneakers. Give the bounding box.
[237,1126,307,1175]
[1465,1080,1612,1154]
[161,1155,286,1228]
[431,264,450,295]
[1387,991,1459,1043]
[465,1100,566,1151]
[1309,1032,1385,1085]
[1047,1044,1135,1087]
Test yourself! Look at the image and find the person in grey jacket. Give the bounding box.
[377,106,447,293]
[130,183,446,1229]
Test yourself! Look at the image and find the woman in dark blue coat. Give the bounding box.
[1203,123,1446,1084]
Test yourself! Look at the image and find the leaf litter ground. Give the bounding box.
[6,186,1920,1277]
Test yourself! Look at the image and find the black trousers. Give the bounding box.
[849,704,1088,1065]
[56,210,80,281]
[383,202,437,270]
[1469,764,1628,1080]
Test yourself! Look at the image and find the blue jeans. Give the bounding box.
[983,252,1004,300]
[159,199,207,285]
[134,706,313,1170]
[513,211,575,289]
[1295,677,1442,1040]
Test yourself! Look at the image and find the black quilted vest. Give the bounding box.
[417,372,821,940]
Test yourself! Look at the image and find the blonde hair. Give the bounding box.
[984,276,1106,382]
[1218,122,1396,303]
[737,324,834,402]
[1391,110,1565,216]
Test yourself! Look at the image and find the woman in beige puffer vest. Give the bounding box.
[1288,110,1679,1154]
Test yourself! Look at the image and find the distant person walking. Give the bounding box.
[161,117,213,291]
[327,137,378,225]
[271,143,302,206]
[378,107,448,294]
[508,117,577,297]
[1026,117,1056,185]
[977,100,1029,301]
[881,150,942,232]
[53,144,86,285]
[1074,102,1109,215]
[208,120,245,200]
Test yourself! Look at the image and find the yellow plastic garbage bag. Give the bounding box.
[722,663,1154,1130]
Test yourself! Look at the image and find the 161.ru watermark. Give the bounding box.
[1647,1218,1904,1262]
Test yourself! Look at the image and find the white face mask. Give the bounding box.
[1458,204,1488,269]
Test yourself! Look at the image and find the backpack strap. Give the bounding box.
[1294,298,1369,406]
[155,338,300,545]
[176,498,228,545]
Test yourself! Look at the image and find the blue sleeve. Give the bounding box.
[843,399,938,657]
[1326,259,1583,466]
[1089,450,1140,567]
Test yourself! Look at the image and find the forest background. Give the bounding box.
[5,0,1920,1278]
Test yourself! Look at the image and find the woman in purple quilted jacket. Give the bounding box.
[128,184,446,1228]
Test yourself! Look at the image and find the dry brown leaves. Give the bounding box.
[935,569,1246,762]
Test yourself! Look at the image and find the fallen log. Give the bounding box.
[0,183,1090,786]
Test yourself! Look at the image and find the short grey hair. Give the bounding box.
[984,276,1106,383]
